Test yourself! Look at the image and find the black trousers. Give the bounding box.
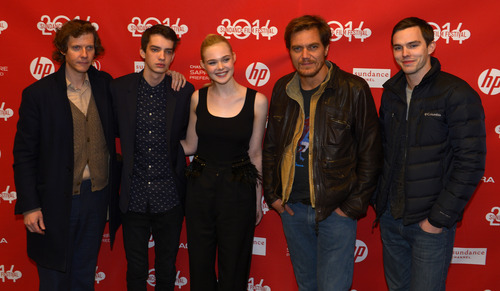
[37,180,107,291]
[185,161,256,291]
[121,205,183,291]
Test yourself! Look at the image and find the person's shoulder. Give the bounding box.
[22,72,59,96]
[112,72,139,84]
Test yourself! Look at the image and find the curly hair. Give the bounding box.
[52,19,104,64]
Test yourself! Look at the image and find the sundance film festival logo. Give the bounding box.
[217,19,277,40]
[428,22,470,44]
[328,21,371,42]
[0,20,8,34]
[128,17,188,38]
[486,206,500,226]
[478,69,500,95]
[0,102,14,121]
[261,197,270,215]
[248,277,271,291]
[37,15,99,35]
[246,62,270,87]
[30,57,55,80]
[147,269,187,289]
[0,186,16,204]
[495,125,500,139]
[0,265,22,283]
[354,239,368,263]
[95,266,106,284]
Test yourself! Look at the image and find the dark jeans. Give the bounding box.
[37,180,108,291]
[380,209,456,291]
[121,205,183,291]
[185,162,256,291]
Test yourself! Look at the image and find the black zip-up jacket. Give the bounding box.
[375,57,486,228]
[263,61,382,222]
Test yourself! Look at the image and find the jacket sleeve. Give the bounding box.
[340,81,383,219]
[428,84,486,228]
[262,81,284,207]
[13,86,42,214]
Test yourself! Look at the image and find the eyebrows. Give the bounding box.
[392,40,422,48]
[148,45,174,51]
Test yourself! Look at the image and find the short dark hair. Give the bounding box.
[284,15,331,49]
[392,17,434,46]
[141,24,179,52]
[52,19,104,64]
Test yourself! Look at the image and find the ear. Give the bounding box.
[324,44,330,57]
[140,48,146,60]
[233,51,237,62]
[200,59,206,70]
[428,41,436,55]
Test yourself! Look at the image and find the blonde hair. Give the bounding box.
[200,34,233,61]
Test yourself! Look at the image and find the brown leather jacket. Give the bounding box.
[263,61,382,221]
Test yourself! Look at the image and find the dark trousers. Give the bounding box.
[37,180,108,291]
[185,163,256,291]
[121,205,183,291]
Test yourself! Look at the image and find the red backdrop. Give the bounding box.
[1,0,499,290]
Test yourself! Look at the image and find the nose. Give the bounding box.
[216,61,224,70]
[81,48,88,58]
[159,50,165,60]
[402,47,409,57]
[301,48,310,59]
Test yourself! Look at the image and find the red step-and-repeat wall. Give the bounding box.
[1,0,499,290]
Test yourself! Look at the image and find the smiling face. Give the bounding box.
[392,26,436,86]
[140,34,175,78]
[289,27,329,87]
[201,42,235,85]
[64,33,95,77]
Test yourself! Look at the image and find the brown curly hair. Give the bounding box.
[52,19,104,64]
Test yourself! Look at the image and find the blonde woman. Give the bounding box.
[181,34,267,291]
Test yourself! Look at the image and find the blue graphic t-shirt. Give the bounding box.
[289,85,318,203]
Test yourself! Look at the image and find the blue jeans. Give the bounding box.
[280,202,357,291]
[380,209,456,291]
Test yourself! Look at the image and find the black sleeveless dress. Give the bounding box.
[185,86,259,291]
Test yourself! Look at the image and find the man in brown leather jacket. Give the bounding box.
[262,15,382,290]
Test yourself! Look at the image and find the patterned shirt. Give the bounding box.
[128,77,179,213]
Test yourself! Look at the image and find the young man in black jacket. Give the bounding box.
[376,17,486,291]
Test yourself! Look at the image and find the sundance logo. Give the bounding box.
[0,102,14,121]
[246,62,270,87]
[0,186,16,203]
[451,247,487,265]
[248,277,271,290]
[353,68,390,88]
[486,207,500,226]
[252,237,266,256]
[95,266,106,284]
[0,265,22,283]
[30,57,55,80]
[134,61,144,73]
